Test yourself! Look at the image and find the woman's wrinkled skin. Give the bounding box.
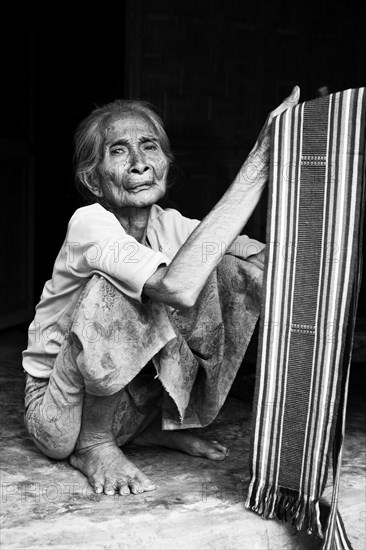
[70,87,300,496]
[70,113,231,496]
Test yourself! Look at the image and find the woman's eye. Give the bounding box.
[143,143,158,151]
[110,147,126,155]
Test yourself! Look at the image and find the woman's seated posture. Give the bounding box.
[22,87,299,497]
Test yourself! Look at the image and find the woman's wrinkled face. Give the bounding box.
[96,114,169,209]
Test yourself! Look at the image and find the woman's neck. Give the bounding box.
[113,206,152,244]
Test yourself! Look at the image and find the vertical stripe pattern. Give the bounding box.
[246,88,366,550]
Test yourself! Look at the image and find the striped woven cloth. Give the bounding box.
[245,88,366,550]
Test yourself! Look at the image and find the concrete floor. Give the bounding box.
[1,328,365,550]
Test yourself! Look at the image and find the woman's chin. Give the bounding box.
[122,188,166,209]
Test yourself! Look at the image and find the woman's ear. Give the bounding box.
[82,173,103,197]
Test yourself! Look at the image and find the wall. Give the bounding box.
[125,0,365,240]
[1,3,365,322]
[124,0,366,316]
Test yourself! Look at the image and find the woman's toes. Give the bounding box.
[129,480,143,494]
[93,481,104,494]
[90,475,104,494]
[104,480,117,495]
[214,442,229,455]
[118,482,131,496]
[204,441,230,460]
[136,471,157,492]
[207,448,227,460]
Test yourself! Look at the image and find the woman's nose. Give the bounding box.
[129,151,150,174]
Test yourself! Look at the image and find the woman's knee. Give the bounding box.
[24,405,79,460]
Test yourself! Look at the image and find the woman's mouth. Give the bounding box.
[127,182,154,193]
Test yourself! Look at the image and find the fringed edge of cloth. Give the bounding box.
[245,480,323,538]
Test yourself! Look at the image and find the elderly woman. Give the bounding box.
[22,87,299,497]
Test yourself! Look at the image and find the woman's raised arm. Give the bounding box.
[144,86,300,308]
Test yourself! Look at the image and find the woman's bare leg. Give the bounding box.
[24,339,85,460]
[70,385,230,496]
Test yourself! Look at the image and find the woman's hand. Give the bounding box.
[144,86,301,309]
[241,85,301,186]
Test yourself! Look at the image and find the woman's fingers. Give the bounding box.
[253,85,301,155]
[240,85,301,187]
[269,85,300,122]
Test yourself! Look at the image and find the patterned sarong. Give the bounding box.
[70,253,263,429]
[246,88,366,550]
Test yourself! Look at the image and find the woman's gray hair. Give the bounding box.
[74,99,174,205]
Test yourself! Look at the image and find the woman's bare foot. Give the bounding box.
[69,390,156,496]
[70,441,156,496]
[132,418,230,461]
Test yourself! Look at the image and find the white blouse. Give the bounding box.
[22,202,264,378]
